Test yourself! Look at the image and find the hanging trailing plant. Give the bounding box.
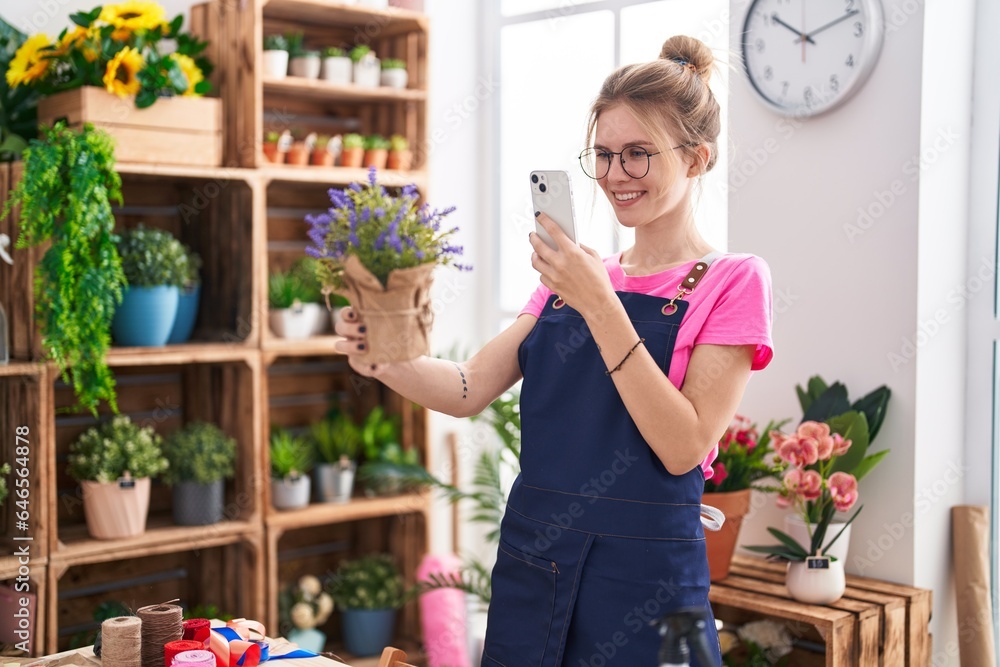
[2,121,124,414]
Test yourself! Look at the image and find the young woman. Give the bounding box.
[335,35,773,667]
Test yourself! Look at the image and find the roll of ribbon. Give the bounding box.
[102,616,143,667]
[183,619,211,647]
[172,650,216,667]
[165,640,207,667]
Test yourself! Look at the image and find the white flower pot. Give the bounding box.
[80,478,151,540]
[262,50,289,79]
[321,56,353,84]
[353,59,381,87]
[271,475,311,510]
[289,55,321,79]
[308,304,330,336]
[313,461,356,503]
[380,68,408,89]
[270,303,324,340]
[784,515,852,565]
[786,559,846,604]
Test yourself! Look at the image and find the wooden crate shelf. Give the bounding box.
[261,0,428,35]
[106,343,260,367]
[266,492,430,531]
[0,364,45,378]
[263,77,427,103]
[116,162,258,182]
[262,336,345,362]
[711,555,932,667]
[261,166,428,188]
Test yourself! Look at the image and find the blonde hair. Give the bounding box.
[586,35,721,175]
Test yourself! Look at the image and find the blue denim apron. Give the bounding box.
[481,285,722,667]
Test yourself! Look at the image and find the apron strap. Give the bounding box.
[700,504,726,532]
[662,251,724,316]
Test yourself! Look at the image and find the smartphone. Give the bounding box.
[529,170,578,250]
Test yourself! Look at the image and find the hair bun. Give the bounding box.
[659,35,713,85]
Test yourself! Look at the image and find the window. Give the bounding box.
[487,0,731,330]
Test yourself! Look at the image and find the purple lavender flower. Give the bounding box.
[402,184,419,198]
[368,166,378,186]
[328,188,349,208]
[415,249,425,260]
[305,246,322,258]
[374,207,386,220]
[349,231,360,247]
[389,234,403,254]
[349,182,363,192]
[375,231,387,251]
[361,208,372,223]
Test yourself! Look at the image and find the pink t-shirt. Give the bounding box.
[518,252,774,478]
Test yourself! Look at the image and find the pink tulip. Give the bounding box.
[831,433,852,456]
[800,470,823,500]
[777,436,819,467]
[828,472,859,512]
[797,421,830,440]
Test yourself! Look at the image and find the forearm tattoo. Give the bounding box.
[455,363,468,400]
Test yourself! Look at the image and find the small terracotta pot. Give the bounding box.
[286,143,310,166]
[363,148,388,169]
[703,488,752,581]
[386,149,412,171]
[340,147,365,168]
[263,142,283,164]
[311,150,335,167]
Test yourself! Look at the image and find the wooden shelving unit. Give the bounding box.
[0,0,432,659]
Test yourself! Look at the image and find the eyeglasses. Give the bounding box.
[578,144,687,180]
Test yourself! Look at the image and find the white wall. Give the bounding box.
[729,0,976,660]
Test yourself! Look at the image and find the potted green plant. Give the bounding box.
[340,133,365,168]
[113,224,190,347]
[286,128,311,166]
[320,46,351,84]
[263,34,289,79]
[263,130,285,164]
[270,427,313,510]
[162,422,236,526]
[166,243,202,344]
[362,134,390,169]
[309,410,361,503]
[326,554,405,657]
[269,259,325,339]
[287,32,320,79]
[305,168,465,362]
[355,407,428,496]
[310,134,334,167]
[349,45,379,87]
[379,58,407,89]
[67,415,169,539]
[4,122,125,414]
[386,134,412,171]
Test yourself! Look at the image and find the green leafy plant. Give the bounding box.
[313,134,331,150]
[270,428,313,479]
[389,134,409,152]
[7,3,213,109]
[342,132,364,150]
[705,415,788,493]
[117,224,190,287]
[284,31,308,58]
[0,18,39,161]
[310,410,361,463]
[68,415,169,483]
[362,134,390,151]
[265,130,281,143]
[291,257,323,303]
[3,122,125,414]
[264,34,288,51]
[0,462,10,506]
[326,554,405,610]
[268,261,322,309]
[380,58,405,70]
[161,422,236,485]
[348,45,372,63]
[182,243,202,288]
[321,46,345,58]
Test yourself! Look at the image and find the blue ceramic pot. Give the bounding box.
[167,283,201,344]
[341,608,395,657]
[112,285,180,347]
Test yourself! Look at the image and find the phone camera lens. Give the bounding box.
[539,183,547,193]
[531,174,539,184]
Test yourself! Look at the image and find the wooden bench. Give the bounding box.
[710,555,932,666]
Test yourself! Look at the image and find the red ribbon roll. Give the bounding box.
[183,619,212,647]
[165,640,207,667]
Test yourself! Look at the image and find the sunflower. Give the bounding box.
[103,46,144,97]
[99,1,167,40]
[6,34,53,87]
[56,26,100,61]
[170,53,204,96]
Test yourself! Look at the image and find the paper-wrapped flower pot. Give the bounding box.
[333,255,435,364]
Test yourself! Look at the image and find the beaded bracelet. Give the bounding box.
[605,338,645,376]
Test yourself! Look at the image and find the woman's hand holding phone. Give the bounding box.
[529,214,613,318]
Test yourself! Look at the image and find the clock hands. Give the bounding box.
[770,13,816,45]
[796,9,861,43]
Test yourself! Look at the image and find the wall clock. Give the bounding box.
[741,0,885,117]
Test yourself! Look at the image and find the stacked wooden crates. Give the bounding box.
[0,1,431,661]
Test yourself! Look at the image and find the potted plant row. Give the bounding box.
[262,36,407,89]
[263,132,413,171]
[268,258,328,339]
[162,422,237,526]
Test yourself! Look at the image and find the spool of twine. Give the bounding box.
[164,640,206,667]
[137,604,184,667]
[181,618,211,646]
[171,650,216,667]
[102,616,142,667]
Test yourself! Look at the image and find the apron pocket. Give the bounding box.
[482,539,558,667]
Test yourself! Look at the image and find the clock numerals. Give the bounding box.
[845,54,855,68]
[829,74,839,92]
[781,81,789,97]
[803,87,815,106]
[763,66,773,81]
[755,38,765,53]
[854,21,864,37]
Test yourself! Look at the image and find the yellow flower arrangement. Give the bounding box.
[7,1,213,109]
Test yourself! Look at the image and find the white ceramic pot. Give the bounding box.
[271,475,311,510]
[380,68,408,89]
[313,460,356,503]
[80,478,151,539]
[786,559,846,604]
[270,303,324,339]
[289,55,321,79]
[353,59,381,87]
[308,304,330,336]
[784,515,852,565]
[321,56,353,84]
[262,50,289,79]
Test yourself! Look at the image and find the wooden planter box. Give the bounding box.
[37,87,222,167]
